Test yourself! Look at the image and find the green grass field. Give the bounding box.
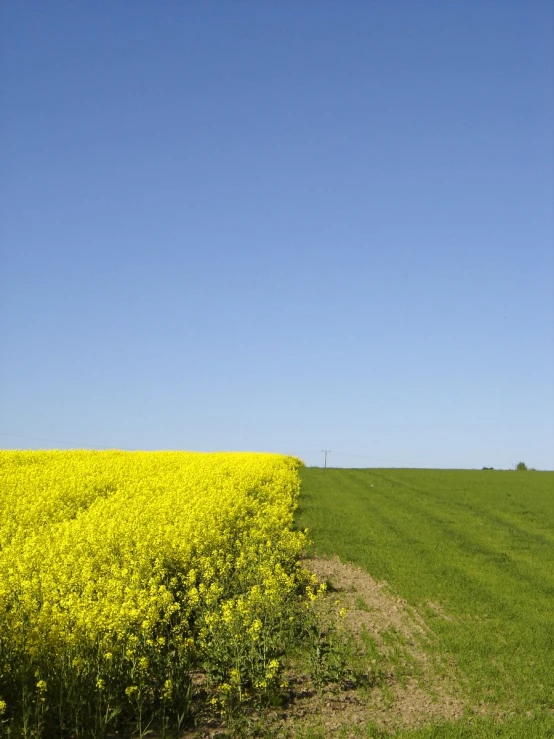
[296,468,554,738]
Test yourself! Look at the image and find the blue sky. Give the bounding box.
[1,1,553,469]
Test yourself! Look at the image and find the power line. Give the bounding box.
[0,432,114,449]
[274,448,421,467]
[296,448,419,467]
[0,435,419,467]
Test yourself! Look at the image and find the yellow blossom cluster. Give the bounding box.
[0,450,309,736]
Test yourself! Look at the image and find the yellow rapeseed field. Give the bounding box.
[0,450,314,737]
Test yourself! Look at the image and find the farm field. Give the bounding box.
[0,450,317,738]
[2,455,552,738]
[296,467,554,738]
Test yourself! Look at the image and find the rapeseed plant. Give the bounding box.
[0,451,312,737]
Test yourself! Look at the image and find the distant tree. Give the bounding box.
[516,462,528,471]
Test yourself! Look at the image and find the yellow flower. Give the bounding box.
[0,450,308,723]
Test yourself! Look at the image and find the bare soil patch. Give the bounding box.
[288,555,466,736]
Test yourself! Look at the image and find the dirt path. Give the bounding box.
[274,555,467,736]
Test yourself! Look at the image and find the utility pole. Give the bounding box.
[322,450,330,468]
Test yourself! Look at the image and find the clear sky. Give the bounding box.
[1,1,553,470]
